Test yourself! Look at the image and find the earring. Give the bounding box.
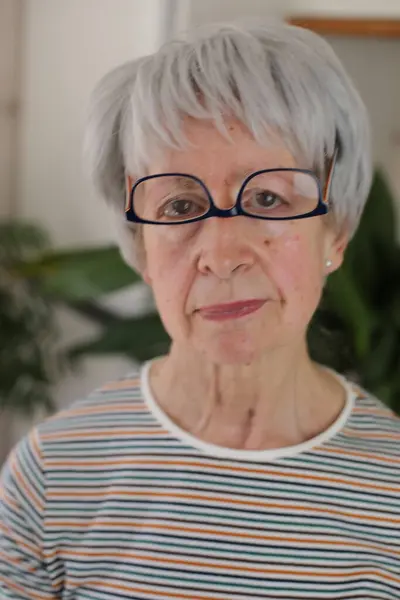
[326,259,333,268]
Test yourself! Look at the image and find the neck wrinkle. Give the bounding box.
[149,341,343,451]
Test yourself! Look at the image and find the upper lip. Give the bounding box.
[197,299,266,312]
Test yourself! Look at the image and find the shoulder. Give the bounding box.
[342,379,400,458]
[36,367,144,440]
[351,383,400,430]
[1,368,144,478]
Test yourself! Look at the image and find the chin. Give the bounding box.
[197,331,266,366]
[208,350,259,366]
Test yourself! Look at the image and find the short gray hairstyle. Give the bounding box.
[84,20,372,268]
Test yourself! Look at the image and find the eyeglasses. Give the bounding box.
[125,148,337,225]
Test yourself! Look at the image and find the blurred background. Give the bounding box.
[1,0,400,462]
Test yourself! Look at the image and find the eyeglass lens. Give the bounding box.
[133,171,320,223]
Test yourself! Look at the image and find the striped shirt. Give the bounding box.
[1,360,400,599]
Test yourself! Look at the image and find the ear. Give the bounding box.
[324,227,349,274]
[142,268,152,286]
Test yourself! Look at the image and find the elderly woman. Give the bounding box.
[1,20,399,600]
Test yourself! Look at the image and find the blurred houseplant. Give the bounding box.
[2,169,399,415]
[309,170,400,413]
[17,244,170,365]
[0,222,56,414]
[0,236,170,415]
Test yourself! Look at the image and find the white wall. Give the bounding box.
[287,0,400,17]
[0,0,23,219]
[19,0,164,246]
[184,0,400,26]
[13,0,166,433]
[187,0,284,28]
[326,36,400,197]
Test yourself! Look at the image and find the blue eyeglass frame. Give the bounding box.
[125,147,338,225]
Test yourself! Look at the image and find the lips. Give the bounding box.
[197,299,266,321]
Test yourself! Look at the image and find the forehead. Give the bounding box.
[147,116,300,181]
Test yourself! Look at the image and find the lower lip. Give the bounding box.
[198,300,266,321]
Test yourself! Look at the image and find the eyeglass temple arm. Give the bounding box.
[323,146,339,206]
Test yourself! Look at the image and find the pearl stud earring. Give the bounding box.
[326,260,333,268]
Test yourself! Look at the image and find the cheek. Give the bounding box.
[267,231,324,317]
[144,230,193,328]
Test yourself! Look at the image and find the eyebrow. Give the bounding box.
[154,175,202,189]
[150,166,299,192]
[171,173,200,188]
[175,176,202,188]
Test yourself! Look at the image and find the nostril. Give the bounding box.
[232,263,244,273]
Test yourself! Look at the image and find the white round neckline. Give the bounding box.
[140,360,356,461]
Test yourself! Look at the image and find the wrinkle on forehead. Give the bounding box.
[147,119,303,188]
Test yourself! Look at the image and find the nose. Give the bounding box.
[196,216,256,279]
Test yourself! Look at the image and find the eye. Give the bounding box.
[243,189,288,214]
[165,199,195,217]
[252,190,283,209]
[159,196,209,221]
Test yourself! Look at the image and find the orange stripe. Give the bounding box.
[43,457,400,493]
[0,551,35,573]
[351,391,368,400]
[0,577,53,600]
[352,405,393,417]
[82,578,225,600]
[31,429,44,465]
[44,520,396,559]
[47,403,144,419]
[73,569,400,600]
[101,378,140,390]
[11,460,43,515]
[45,491,400,523]
[342,427,400,440]
[60,548,400,582]
[40,429,166,440]
[40,434,400,466]
[0,490,19,511]
[0,522,42,558]
[319,444,400,465]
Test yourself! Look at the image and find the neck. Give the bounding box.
[149,341,346,451]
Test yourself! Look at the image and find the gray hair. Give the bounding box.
[84,20,372,269]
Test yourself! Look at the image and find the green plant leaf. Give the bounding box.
[67,313,170,363]
[345,170,398,301]
[391,288,400,330]
[0,221,50,263]
[308,308,355,374]
[324,267,375,359]
[15,246,141,300]
[361,327,399,389]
